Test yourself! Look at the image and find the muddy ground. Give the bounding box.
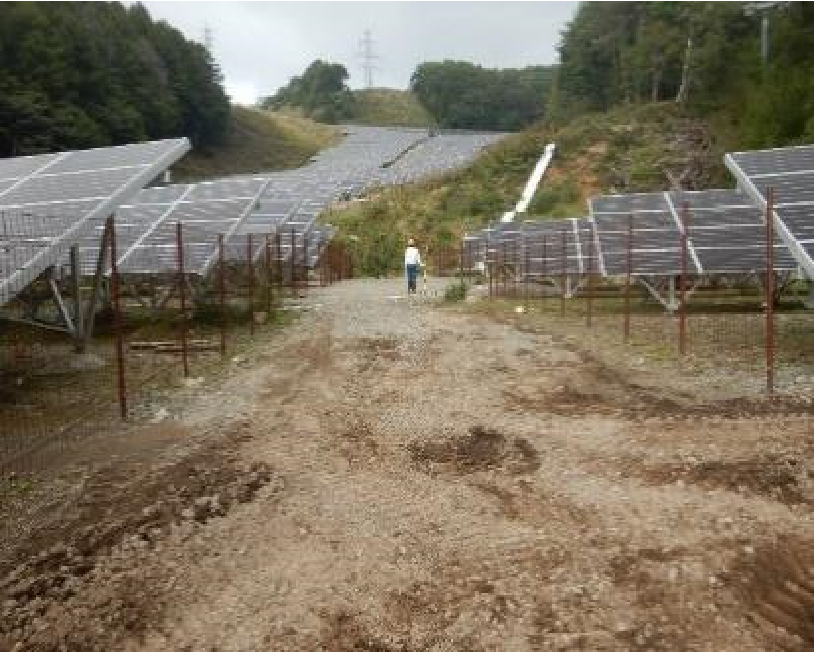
[2,277,814,651]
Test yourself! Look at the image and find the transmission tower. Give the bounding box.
[357,29,379,88]
[203,24,214,53]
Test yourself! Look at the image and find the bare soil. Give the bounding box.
[2,278,814,651]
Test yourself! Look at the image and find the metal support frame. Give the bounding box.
[1,220,113,350]
[82,222,113,351]
[805,280,814,309]
[636,275,701,312]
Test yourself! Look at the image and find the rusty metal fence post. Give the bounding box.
[765,187,775,395]
[523,237,530,311]
[679,202,689,356]
[108,215,127,419]
[586,231,594,328]
[218,234,227,358]
[541,235,547,308]
[487,237,493,299]
[247,233,255,336]
[512,238,518,299]
[560,228,567,316]
[275,232,283,295]
[624,214,632,343]
[265,234,273,313]
[289,229,296,297]
[175,222,189,378]
[302,233,309,298]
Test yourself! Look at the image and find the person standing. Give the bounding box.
[404,238,422,295]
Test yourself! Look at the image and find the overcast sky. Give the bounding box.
[141,1,578,105]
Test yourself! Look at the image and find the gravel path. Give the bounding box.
[3,278,814,651]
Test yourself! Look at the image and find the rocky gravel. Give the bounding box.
[2,277,814,650]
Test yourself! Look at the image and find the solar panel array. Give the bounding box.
[589,189,796,275]
[224,126,506,269]
[726,145,814,279]
[589,192,685,275]
[669,189,796,273]
[114,176,271,275]
[0,139,190,303]
[466,184,800,280]
[0,124,507,295]
[471,218,595,276]
[54,126,505,279]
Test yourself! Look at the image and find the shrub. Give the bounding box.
[444,281,468,302]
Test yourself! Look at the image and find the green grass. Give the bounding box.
[350,88,434,128]
[173,107,339,181]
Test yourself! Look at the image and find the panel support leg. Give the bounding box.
[81,222,112,351]
[47,267,76,336]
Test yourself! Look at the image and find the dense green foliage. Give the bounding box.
[265,59,553,132]
[550,1,814,147]
[0,2,229,157]
[260,60,355,124]
[410,61,554,131]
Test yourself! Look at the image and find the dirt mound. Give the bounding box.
[0,426,282,650]
[408,426,540,475]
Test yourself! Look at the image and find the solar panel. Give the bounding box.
[0,138,190,305]
[668,189,797,274]
[470,218,592,276]
[726,144,814,278]
[116,176,272,275]
[589,192,692,276]
[589,189,796,275]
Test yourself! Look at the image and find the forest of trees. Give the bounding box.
[550,1,814,147]
[260,60,355,124]
[410,62,554,131]
[264,59,554,132]
[0,1,229,157]
[3,1,813,160]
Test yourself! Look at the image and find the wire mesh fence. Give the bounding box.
[0,211,351,541]
[474,221,814,397]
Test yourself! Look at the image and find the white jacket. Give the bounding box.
[404,246,422,266]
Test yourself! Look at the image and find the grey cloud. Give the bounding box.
[142,1,577,104]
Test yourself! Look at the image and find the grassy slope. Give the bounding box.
[327,102,732,275]
[174,90,429,182]
[173,107,339,181]
[350,88,434,128]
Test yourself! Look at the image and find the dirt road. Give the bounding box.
[2,278,814,651]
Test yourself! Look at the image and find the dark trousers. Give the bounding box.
[406,264,419,293]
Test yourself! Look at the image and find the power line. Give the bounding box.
[357,29,379,88]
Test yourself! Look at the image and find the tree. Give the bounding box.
[261,60,354,124]
[0,1,230,157]
[410,61,553,131]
